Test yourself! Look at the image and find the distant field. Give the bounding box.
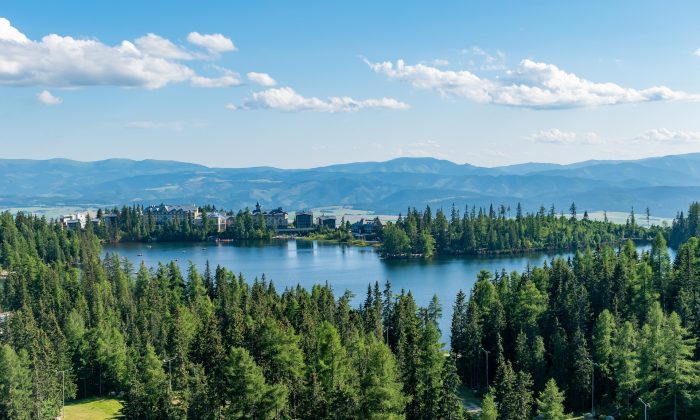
[0,206,98,219]
[586,211,671,227]
[310,205,399,223]
[63,397,123,419]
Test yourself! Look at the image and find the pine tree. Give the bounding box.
[570,328,592,412]
[481,388,498,420]
[222,346,288,419]
[536,378,566,420]
[659,312,700,419]
[438,355,463,420]
[612,320,640,411]
[496,359,533,420]
[357,337,406,419]
[307,321,351,418]
[123,344,171,419]
[252,319,304,416]
[0,345,33,419]
[591,309,616,403]
[415,320,444,419]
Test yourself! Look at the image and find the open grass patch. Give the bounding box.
[63,397,123,419]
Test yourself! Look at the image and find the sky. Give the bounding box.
[2,1,700,168]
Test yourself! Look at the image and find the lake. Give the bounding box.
[103,240,657,340]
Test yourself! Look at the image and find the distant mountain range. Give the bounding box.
[1,153,700,217]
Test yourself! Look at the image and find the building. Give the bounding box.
[144,204,200,226]
[295,211,314,229]
[252,203,288,229]
[101,213,118,227]
[207,212,227,233]
[351,218,382,237]
[59,213,87,230]
[317,215,337,229]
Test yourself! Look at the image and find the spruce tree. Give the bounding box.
[0,345,33,419]
[536,378,566,420]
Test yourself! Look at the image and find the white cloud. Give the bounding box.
[187,32,236,53]
[36,89,62,105]
[191,74,240,88]
[247,72,277,86]
[0,18,192,89]
[526,128,601,145]
[367,58,698,109]
[0,17,29,43]
[636,128,700,143]
[525,127,700,146]
[134,33,193,60]
[0,17,242,90]
[230,86,409,113]
[693,49,700,57]
[462,47,506,71]
[191,66,241,87]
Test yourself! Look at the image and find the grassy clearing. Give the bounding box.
[63,397,123,419]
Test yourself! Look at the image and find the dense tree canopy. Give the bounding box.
[0,211,463,419]
[1,203,700,418]
[450,227,700,418]
[380,203,663,258]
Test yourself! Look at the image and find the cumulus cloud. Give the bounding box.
[229,86,409,113]
[36,89,62,105]
[367,58,698,109]
[191,66,241,87]
[0,17,241,90]
[187,32,236,53]
[134,33,194,60]
[0,17,29,43]
[636,128,700,143]
[526,128,601,145]
[247,72,277,86]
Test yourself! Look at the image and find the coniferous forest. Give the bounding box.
[380,204,664,258]
[1,206,700,419]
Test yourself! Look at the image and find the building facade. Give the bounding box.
[295,211,314,229]
[144,204,200,226]
[351,218,382,237]
[252,203,289,229]
[317,215,337,229]
[206,212,227,233]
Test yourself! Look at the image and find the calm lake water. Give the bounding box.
[103,240,658,340]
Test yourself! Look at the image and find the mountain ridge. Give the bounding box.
[1,153,699,217]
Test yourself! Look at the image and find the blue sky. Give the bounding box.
[2,1,700,168]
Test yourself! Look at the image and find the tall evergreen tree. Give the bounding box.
[0,345,33,420]
[536,378,566,420]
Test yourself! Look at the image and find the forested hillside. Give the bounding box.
[451,233,700,418]
[1,210,699,419]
